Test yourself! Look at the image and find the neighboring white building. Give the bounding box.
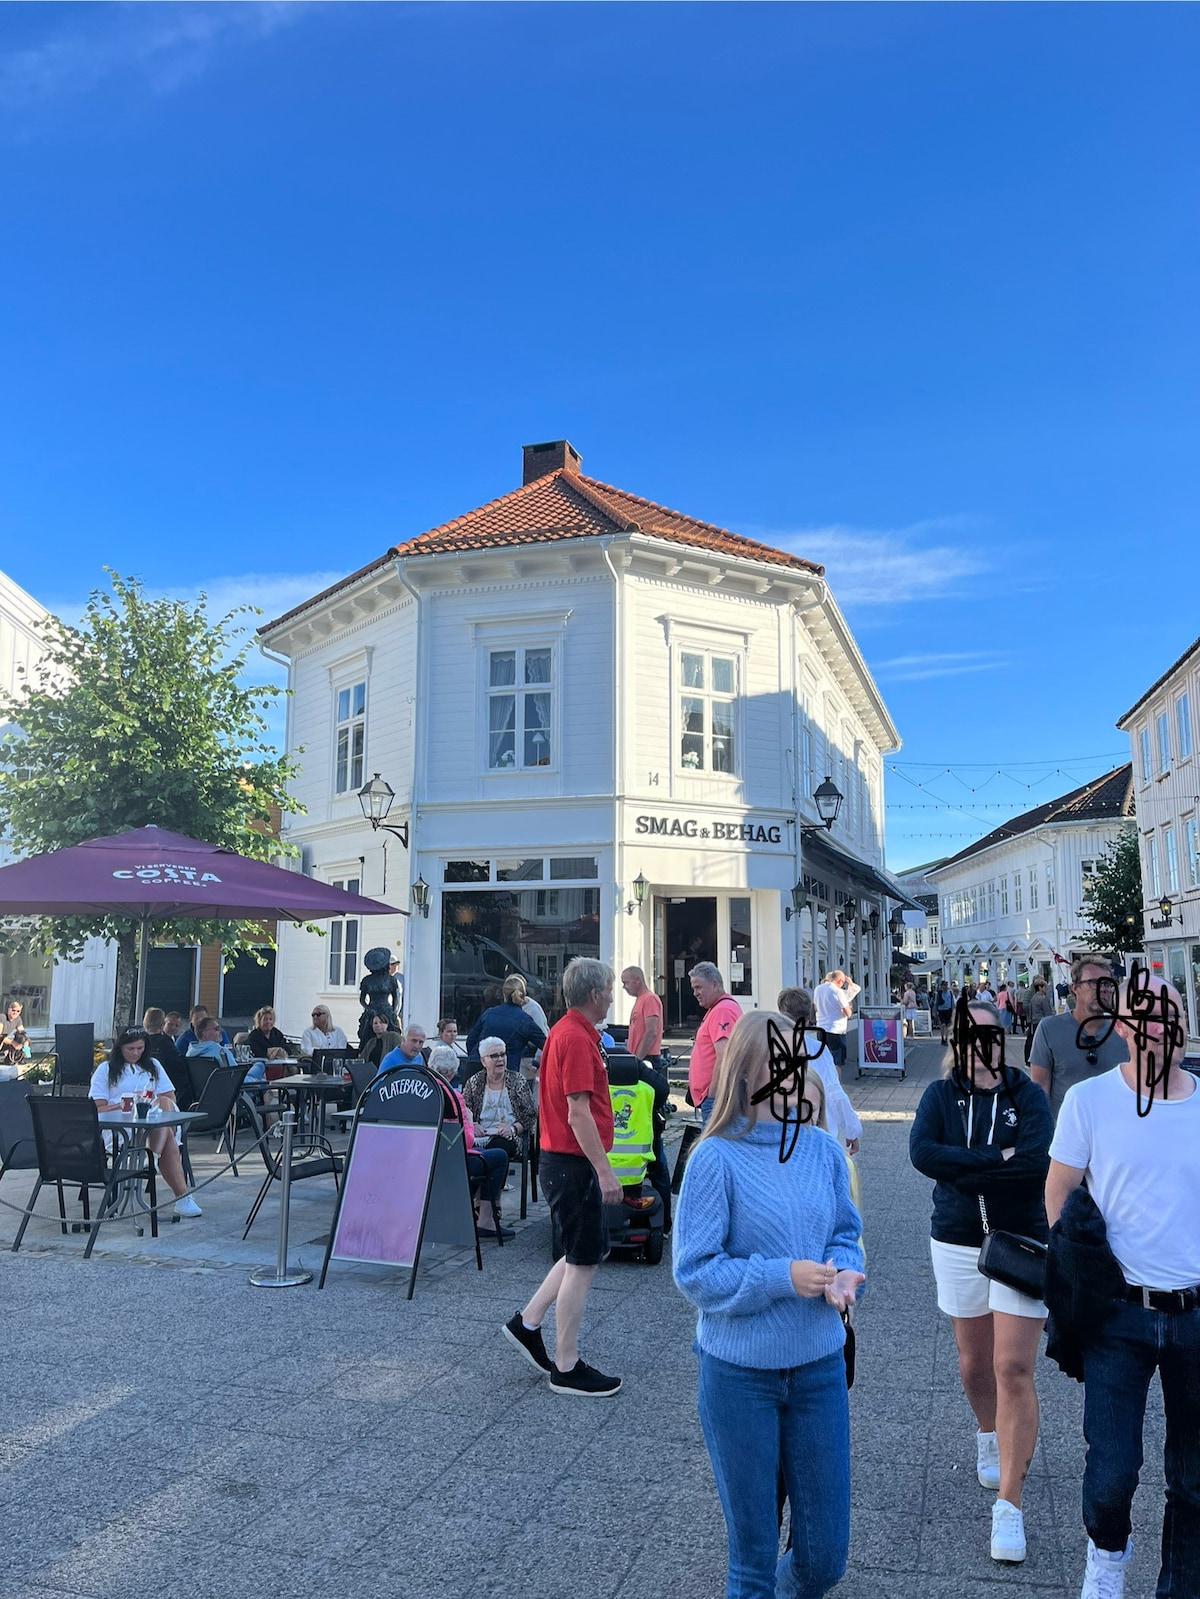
[892,861,947,988]
[259,441,913,1040]
[1117,637,1200,1044]
[0,569,117,1038]
[927,766,1134,994]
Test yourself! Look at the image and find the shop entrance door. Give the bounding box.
[660,897,718,1028]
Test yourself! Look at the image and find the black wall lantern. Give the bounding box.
[411,876,431,919]
[358,772,409,849]
[801,777,844,841]
[784,881,807,922]
[625,872,649,916]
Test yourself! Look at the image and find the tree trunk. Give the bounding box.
[113,926,138,1034]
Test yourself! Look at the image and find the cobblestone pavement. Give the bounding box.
[0,1040,1170,1598]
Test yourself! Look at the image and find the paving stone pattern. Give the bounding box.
[0,1040,1170,1598]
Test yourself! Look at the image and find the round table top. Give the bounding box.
[97,1108,207,1130]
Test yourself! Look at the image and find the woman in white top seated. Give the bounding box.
[300,1004,348,1060]
[89,1028,202,1217]
[460,1036,537,1160]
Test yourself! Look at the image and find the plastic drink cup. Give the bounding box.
[135,1097,150,1120]
[121,1094,135,1113]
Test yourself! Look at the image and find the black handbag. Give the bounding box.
[977,1195,1047,1300]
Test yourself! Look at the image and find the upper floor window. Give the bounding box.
[1081,859,1096,901]
[1146,834,1160,897]
[327,875,361,986]
[1177,692,1193,760]
[334,683,366,794]
[1139,727,1151,784]
[1165,826,1180,893]
[1185,818,1200,888]
[488,647,553,770]
[679,651,736,774]
[1157,710,1170,774]
[1014,873,1023,913]
[1045,863,1056,908]
[999,874,1009,916]
[1028,867,1039,911]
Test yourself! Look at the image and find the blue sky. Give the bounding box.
[1,2,1196,869]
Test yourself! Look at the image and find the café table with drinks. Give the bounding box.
[89,1028,206,1218]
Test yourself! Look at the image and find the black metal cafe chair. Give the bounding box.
[52,1023,95,1097]
[179,1063,250,1184]
[0,1082,41,1208]
[14,1096,157,1257]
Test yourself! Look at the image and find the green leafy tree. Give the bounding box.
[1079,825,1144,954]
[0,571,302,1027]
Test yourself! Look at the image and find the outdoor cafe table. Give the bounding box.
[265,1073,348,1138]
[97,1108,207,1229]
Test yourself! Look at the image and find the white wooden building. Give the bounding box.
[259,441,914,1040]
[0,568,117,1039]
[1117,637,1200,1045]
[927,766,1134,994]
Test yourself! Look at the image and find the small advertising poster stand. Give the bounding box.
[857,1006,906,1079]
[912,1007,932,1037]
[319,1064,480,1297]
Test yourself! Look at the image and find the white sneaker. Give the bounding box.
[1081,1537,1132,1599]
[173,1194,203,1217]
[976,1430,1001,1489]
[991,1499,1026,1563]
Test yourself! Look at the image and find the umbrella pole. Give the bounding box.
[133,914,150,1027]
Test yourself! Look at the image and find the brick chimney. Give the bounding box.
[522,439,581,484]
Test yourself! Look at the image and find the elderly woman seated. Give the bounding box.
[300,1004,348,1060]
[427,1048,513,1239]
[247,1006,293,1061]
[461,1038,537,1160]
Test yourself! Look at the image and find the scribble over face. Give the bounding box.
[1092,965,1186,1116]
[950,998,1006,1093]
[750,1019,822,1163]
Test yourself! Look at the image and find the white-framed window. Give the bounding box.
[1028,867,1039,911]
[1139,727,1152,784]
[986,881,995,920]
[1165,826,1180,893]
[999,875,1009,916]
[1185,818,1199,888]
[487,646,553,771]
[1157,710,1170,774]
[1177,692,1193,760]
[1081,859,1096,901]
[1014,873,1023,913]
[1046,863,1055,907]
[334,682,366,794]
[1146,834,1160,897]
[678,649,737,774]
[327,875,361,987]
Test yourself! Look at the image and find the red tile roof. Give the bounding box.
[389,469,824,576]
[932,765,1135,872]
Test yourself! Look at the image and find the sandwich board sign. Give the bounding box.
[319,1064,480,1297]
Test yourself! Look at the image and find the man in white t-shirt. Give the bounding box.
[813,970,856,1068]
[1045,973,1200,1599]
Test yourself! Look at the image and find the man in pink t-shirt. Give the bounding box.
[622,966,664,1062]
[687,962,742,1124]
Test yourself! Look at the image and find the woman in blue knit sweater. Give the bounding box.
[674,1011,865,1599]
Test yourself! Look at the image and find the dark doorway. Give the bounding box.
[221,947,277,1030]
[138,947,197,1017]
[663,897,718,1027]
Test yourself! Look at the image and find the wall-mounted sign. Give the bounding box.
[634,814,784,845]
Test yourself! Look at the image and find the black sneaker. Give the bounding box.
[548,1359,622,1398]
[502,1313,552,1374]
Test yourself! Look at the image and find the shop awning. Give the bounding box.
[800,833,924,912]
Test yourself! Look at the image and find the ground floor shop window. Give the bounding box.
[440,887,601,1033]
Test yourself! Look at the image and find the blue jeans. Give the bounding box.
[697,1350,850,1599]
[467,1146,509,1208]
[1082,1299,1200,1597]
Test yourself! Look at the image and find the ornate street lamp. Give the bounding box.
[624,872,649,915]
[411,876,431,919]
[358,773,409,849]
[784,881,807,922]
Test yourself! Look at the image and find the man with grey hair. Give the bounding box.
[687,961,742,1125]
[503,957,622,1397]
[1045,972,1200,1599]
[1030,955,1127,1121]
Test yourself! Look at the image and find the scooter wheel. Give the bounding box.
[644,1229,664,1265]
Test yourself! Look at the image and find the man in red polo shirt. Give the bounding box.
[687,961,742,1125]
[622,965,664,1063]
[502,958,622,1398]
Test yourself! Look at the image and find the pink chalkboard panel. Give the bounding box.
[329,1122,438,1268]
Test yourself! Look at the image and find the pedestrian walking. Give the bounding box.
[1045,971,1200,1599]
[502,957,622,1397]
[935,980,956,1046]
[1023,978,1055,1062]
[687,961,742,1126]
[813,970,855,1068]
[909,997,1054,1565]
[902,981,918,1037]
[1029,955,1127,1120]
[674,1010,864,1599]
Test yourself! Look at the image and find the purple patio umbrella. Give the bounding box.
[0,825,404,1020]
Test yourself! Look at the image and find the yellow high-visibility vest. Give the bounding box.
[608,1078,655,1187]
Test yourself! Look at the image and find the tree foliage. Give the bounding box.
[0,572,302,1019]
[1079,825,1144,953]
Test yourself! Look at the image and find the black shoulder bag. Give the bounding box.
[957,1094,1047,1300]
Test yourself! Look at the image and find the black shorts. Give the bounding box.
[540,1150,609,1267]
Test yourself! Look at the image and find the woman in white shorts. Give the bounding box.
[909,998,1054,1568]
